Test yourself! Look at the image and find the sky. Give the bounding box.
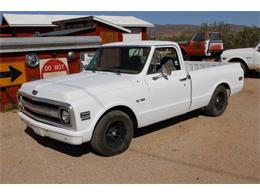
[0,11,259,26]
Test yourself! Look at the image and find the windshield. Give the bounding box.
[193,33,205,42]
[85,47,151,74]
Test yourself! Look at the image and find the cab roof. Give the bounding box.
[102,41,178,47]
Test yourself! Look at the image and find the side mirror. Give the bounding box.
[257,47,260,53]
[152,63,172,80]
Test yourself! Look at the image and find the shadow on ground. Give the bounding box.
[134,109,201,138]
[25,128,92,157]
[247,70,260,79]
[25,110,202,157]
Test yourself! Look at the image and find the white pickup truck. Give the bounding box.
[18,41,244,156]
[221,43,260,75]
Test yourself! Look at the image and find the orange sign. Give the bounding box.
[0,61,27,87]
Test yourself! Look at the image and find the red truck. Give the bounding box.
[178,32,224,60]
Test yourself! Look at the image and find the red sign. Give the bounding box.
[40,58,69,79]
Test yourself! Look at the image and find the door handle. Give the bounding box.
[179,77,187,81]
[179,74,191,81]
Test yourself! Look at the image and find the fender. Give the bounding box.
[228,56,247,65]
[87,101,139,138]
[207,81,231,106]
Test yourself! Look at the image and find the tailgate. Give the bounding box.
[209,41,223,51]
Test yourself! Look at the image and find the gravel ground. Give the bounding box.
[0,78,259,183]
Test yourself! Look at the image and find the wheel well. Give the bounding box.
[229,58,248,69]
[100,106,138,129]
[217,83,231,96]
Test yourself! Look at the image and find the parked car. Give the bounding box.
[17,41,243,156]
[178,32,224,59]
[221,43,260,76]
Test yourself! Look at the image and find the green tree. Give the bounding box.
[153,21,260,50]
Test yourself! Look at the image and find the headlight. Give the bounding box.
[60,109,70,124]
[25,53,39,68]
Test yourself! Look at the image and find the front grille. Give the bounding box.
[22,95,60,111]
[18,92,75,129]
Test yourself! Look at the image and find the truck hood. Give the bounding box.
[20,71,136,102]
[223,47,254,54]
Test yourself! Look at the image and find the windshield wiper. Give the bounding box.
[85,66,97,73]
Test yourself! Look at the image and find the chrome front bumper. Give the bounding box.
[19,111,84,145]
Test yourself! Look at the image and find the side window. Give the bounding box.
[147,47,181,74]
[209,33,221,41]
[80,52,95,70]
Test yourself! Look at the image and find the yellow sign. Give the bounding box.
[0,61,27,87]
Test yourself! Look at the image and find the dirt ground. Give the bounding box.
[0,77,259,184]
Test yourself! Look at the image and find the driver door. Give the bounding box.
[254,44,260,67]
[142,46,191,125]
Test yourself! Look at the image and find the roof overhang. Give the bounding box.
[52,16,131,33]
[2,13,85,27]
[2,14,154,31]
[38,26,96,37]
[8,24,58,27]
[0,36,101,53]
[93,16,131,33]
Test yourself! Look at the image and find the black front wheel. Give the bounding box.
[203,85,228,117]
[91,110,133,156]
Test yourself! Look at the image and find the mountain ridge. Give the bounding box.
[147,24,248,37]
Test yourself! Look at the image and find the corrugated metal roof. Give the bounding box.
[93,16,132,32]
[2,14,86,27]
[0,36,101,53]
[53,16,131,33]
[0,45,100,54]
[97,15,154,27]
[2,13,154,28]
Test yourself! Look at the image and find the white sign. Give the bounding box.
[39,58,69,79]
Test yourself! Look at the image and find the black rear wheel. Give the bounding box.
[91,110,133,156]
[203,85,228,117]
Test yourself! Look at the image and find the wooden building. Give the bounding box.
[0,14,154,111]
[0,14,154,43]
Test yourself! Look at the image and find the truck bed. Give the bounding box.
[184,61,229,72]
[183,60,243,112]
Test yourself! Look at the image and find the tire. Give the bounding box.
[231,60,248,77]
[90,110,133,156]
[241,62,249,77]
[203,85,228,117]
